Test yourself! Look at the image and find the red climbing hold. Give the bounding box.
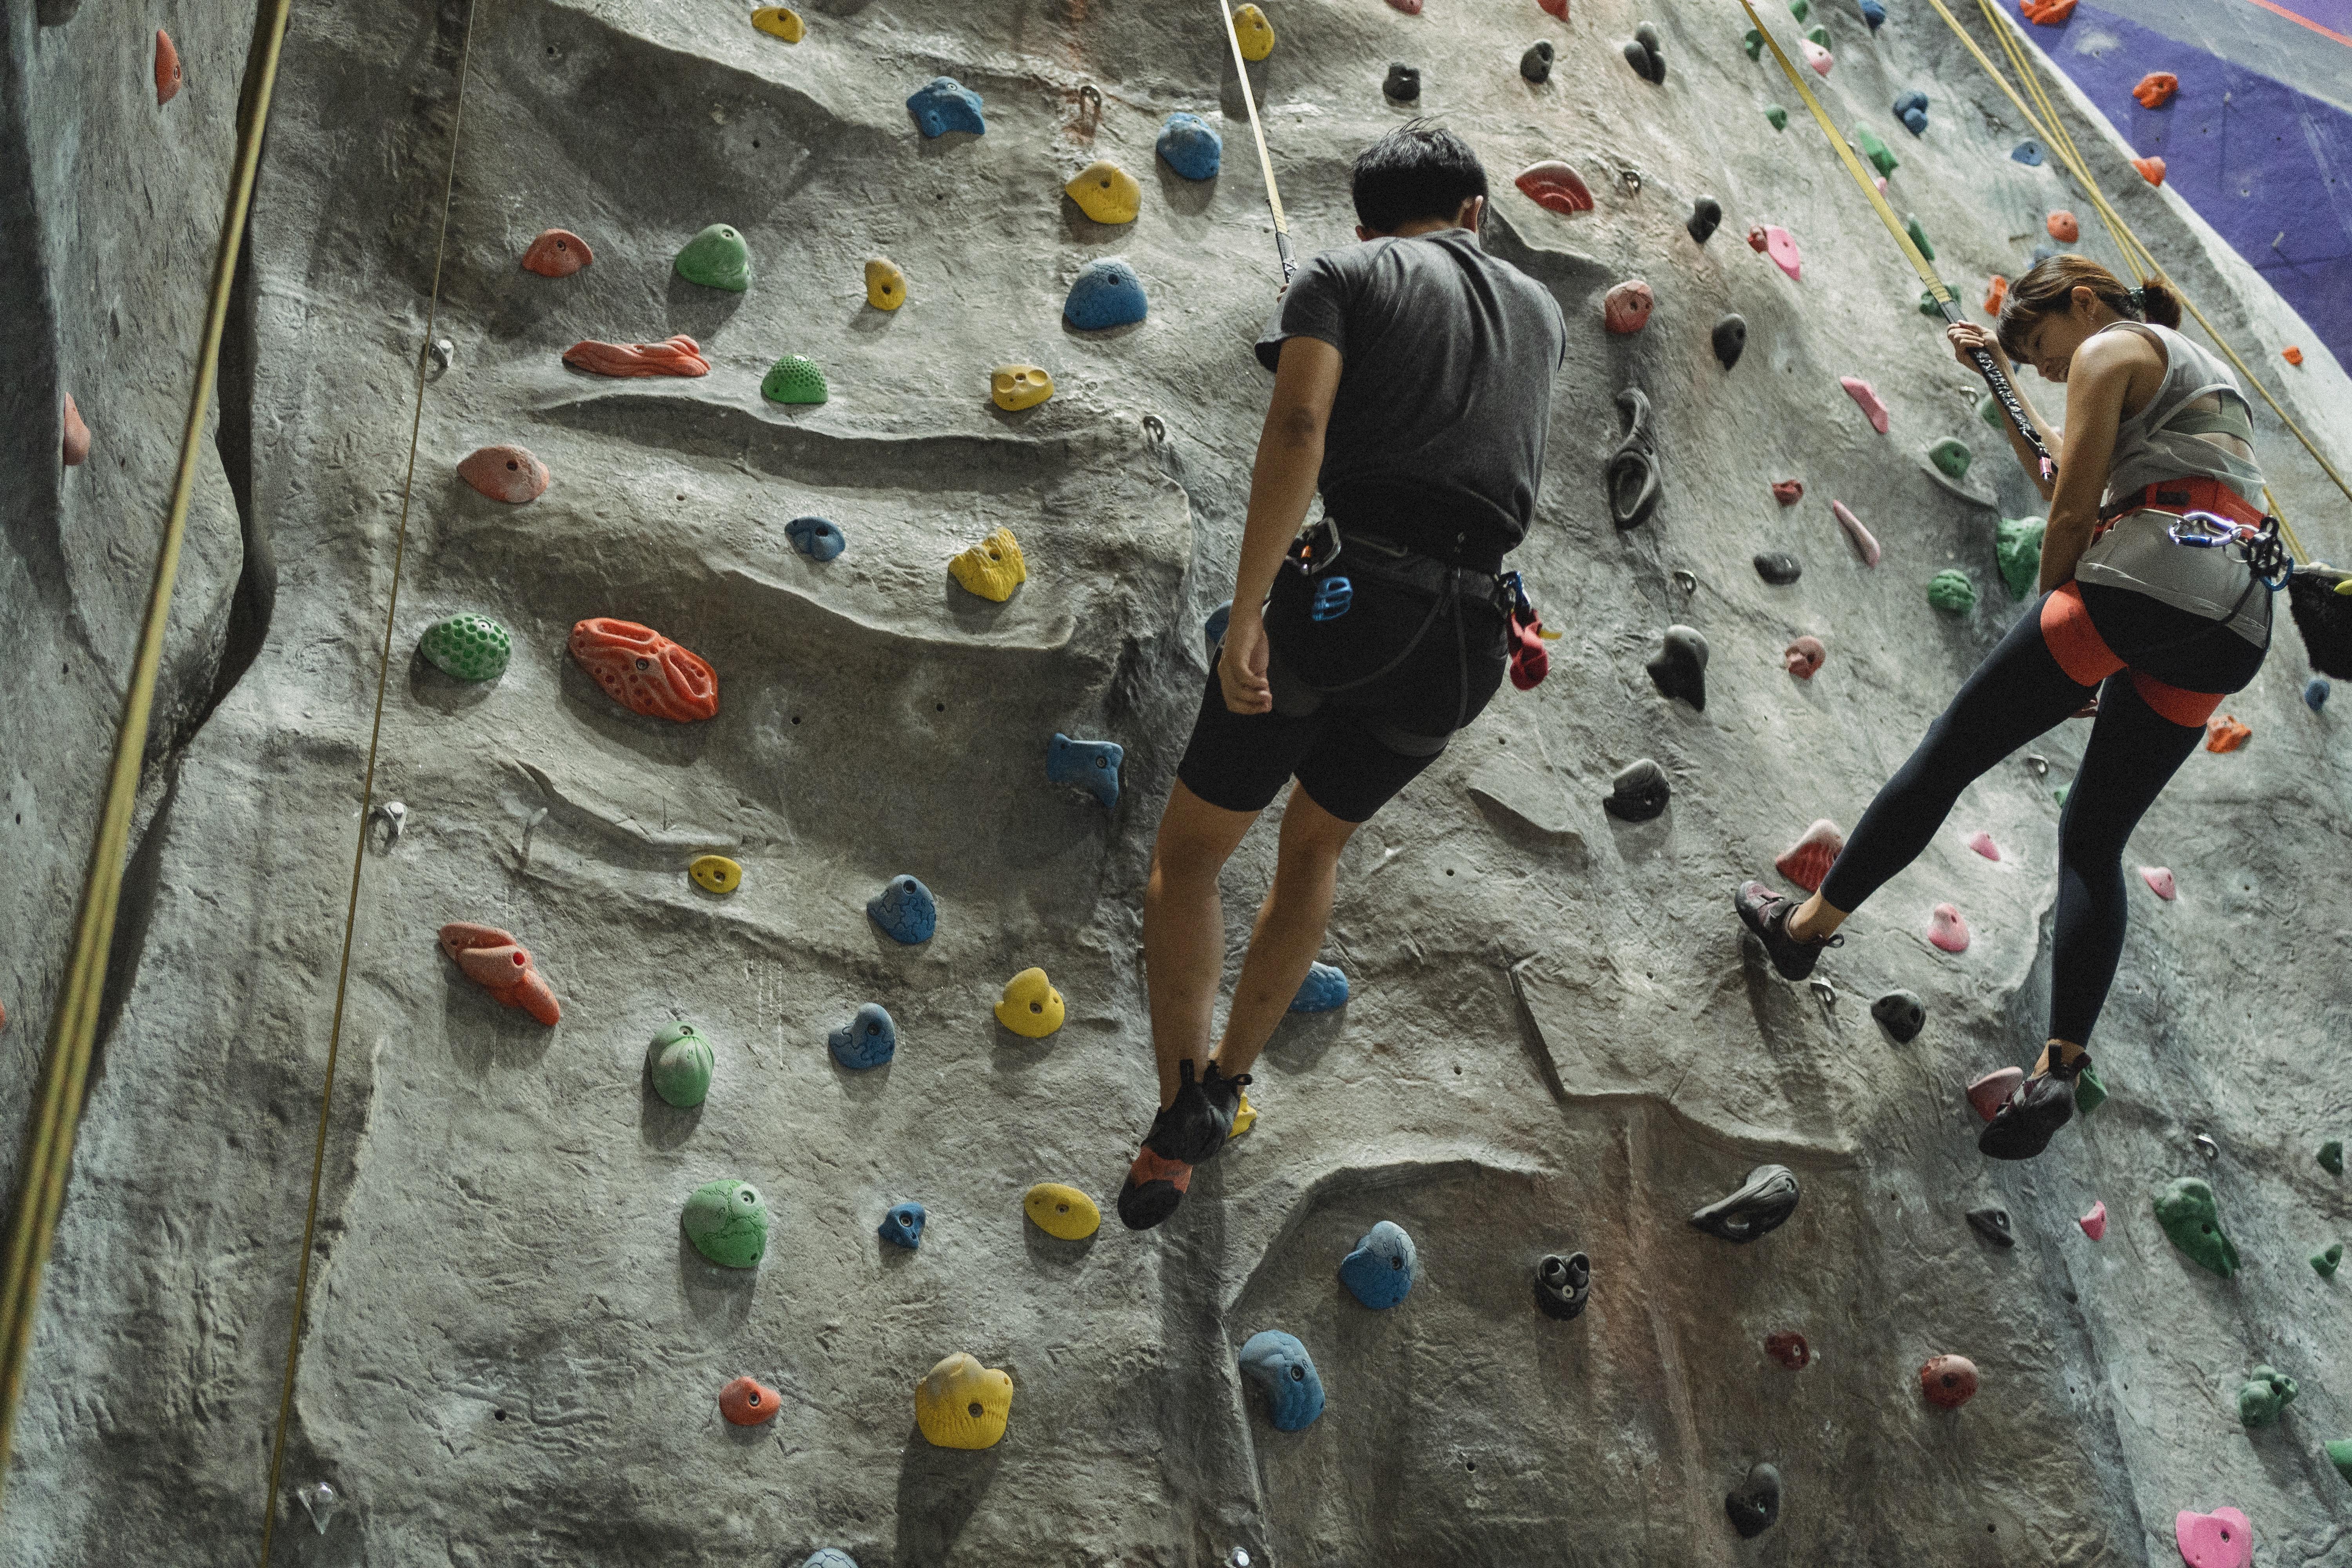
[2047,211,2080,243]
[1514,161,1593,215]
[2134,155,2167,186]
[457,445,550,504]
[2020,0,2076,22]
[522,229,594,277]
[1984,275,2008,314]
[1784,635,1826,680]
[2140,866,2177,900]
[61,394,90,466]
[437,922,562,1025]
[568,618,720,723]
[1966,830,2000,861]
[1832,499,1880,566]
[1928,902,1971,953]
[1840,376,1890,434]
[2078,1200,2107,1240]
[2132,71,2178,108]
[1771,479,1804,506]
[1967,1067,2022,1121]
[1766,1331,1811,1370]
[1775,819,1844,892]
[1539,0,1568,16]
[719,1375,782,1425]
[1603,280,1654,335]
[2282,346,2303,366]
[2204,713,2250,753]
[562,335,710,378]
[1920,1354,1979,1409]
[154,29,181,104]
[1388,0,1423,12]
[1746,225,1769,254]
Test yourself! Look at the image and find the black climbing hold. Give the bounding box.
[1534,1251,1591,1319]
[1603,758,1671,822]
[1690,1163,1799,1242]
[1646,625,1709,711]
[1383,63,1421,102]
[1687,195,1722,245]
[1966,1207,2015,1247]
[1711,312,1747,370]
[1521,40,1554,83]
[1726,1463,1782,1538]
[1605,387,1660,531]
[1871,988,1925,1042]
[1623,24,1666,83]
[1754,551,1802,586]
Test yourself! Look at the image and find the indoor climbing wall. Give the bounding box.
[5,0,2352,1561]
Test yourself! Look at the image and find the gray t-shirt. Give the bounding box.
[1255,228,1566,564]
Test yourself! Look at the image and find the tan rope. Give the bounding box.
[1217,2,1296,279]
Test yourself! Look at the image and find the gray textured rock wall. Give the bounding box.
[5,0,2351,1562]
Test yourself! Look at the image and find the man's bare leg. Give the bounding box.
[1210,782,1359,1082]
[1142,780,1260,1109]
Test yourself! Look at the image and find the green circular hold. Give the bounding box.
[418,613,513,681]
[1927,437,1974,481]
[647,1022,714,1108]
[1926,569,1978,614]
[1742,26,1765,58]
[1764,104,1788,131]
[674,223,751,291]
[682,1178,769,1268]
[762,355,830,405]
[1978,392,2005,430]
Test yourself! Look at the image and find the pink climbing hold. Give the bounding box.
[1800,36,1832,73]
[1840,375,1890,433]
[1967,1067,2022,1121]
[1967,831,2000,861]
[61,394,90,466]
[1746,225,1769,253]
[2175,1508,2252,1568]
[1928,902,1971,953]
[1784,635,1826,680]
[1388,0,1423,12]
[2140,866,2178,900]
[1775,819,1845,893]
[1919,1354,1979,1409]
[1603,280,1654,334]
[458,445,550,503]
[1771,479,1804,506]
[1514,161,1594,215]
[1539,0,1568,16]
[1832,500,1881,566]
[522,229,594,277]
[1762,224,1802,280]
[562,336,710,378]
[154,29,181,105]
[2078,1200,2107,1240]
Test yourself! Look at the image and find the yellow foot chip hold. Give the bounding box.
[689,855,743,894]
[990,364,1053,411]
[1023,1181,1102,1240]
[949,526,1028,601]
[750,6,804,40]
[993,965,1063,1036]
[1231,3,1275,60]
[864,257,906,309]
[915,1352,1013,1450]
[1229,1089,1257,1138]
[1064,159,1141,224]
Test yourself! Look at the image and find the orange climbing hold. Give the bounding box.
[1771,479,1803,506]
[521,229,594,277]
[1603,280,1654,334]
[2204,713,2250,753]
[2047,211,2080,243]
[154,29,181,104]
[1514,161,1593,215]
[1919,1354,1979,1409]
[1784,635,1826,680]
[719,1376,782,1425]
[569,617,720,723]
[457,445,550,503]
[1765,1331,1811,1370]
[2283,346,2304,366]
[2019,0,2075,22]
[562,335,710,378]
[2133,155,2167,186]
[437,922,561,1025]
[61,394,90,466]
[1538,0,1568,15]
[2131,71,2177,109]
[1984,276,2007,314]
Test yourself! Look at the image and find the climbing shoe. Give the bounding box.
[1978,1042,2089,1161]
[1734,880,1843,982]
[1116,1060,1250,1231]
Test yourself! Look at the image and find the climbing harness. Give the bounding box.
[1216,0,1296,280]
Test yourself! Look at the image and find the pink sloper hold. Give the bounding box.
[1841,375,1890,433]
[1967,1067,2022,1121]
[61,394,91,466]
[1832,500,1881,566]
[458,444,550,503]
[1801,36,1832,73]
[2175,1507,2252,1568]
[1603,279,1654,334]
[1928,902,1970,952]
[1762,224,1802,280]
[2140,866,2177,900]
[2078,1200,2107,1240]
[1784,635,1826,679]
[1967,831,2000,861]
[1775,818,1844,892]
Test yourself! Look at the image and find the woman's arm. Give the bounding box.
[1216,335,1344,713]
[2037,332,2140,591]
[1947,324,2060,501]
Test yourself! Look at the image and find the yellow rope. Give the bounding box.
[0,0,299,1498]
[1217,1,1296,279]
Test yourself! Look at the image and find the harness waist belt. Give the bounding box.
[2096,476,2262,529]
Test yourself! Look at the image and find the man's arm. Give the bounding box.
[2037,333,2139,591]
[1217,335,1343,713]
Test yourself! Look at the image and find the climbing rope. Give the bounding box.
[251,0,480,1557]
[1217,0,1296,280]
[0,0,299,1503]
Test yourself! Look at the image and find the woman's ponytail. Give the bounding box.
[2135,278,2183,329]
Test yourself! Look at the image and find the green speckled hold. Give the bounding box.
[761,355,829,405]
[418,614,512,681]
[1765,104,1788,130]
[2074,1063,2107,1115]
[1743,27,1765,58]
[2313,1242,2342,1278]
[1806,24,1831,45]
[1997,516,2047,599]
[2321,1139,2344,1175]
[674,223,751,291]
[1906,212,1935,261]
[1927,437,1973,481]
[682,1178,769,1267]
[646,1022,714,1109]
[2237,1365,2299,1426]
[1927,569,1977,613]
[1857,127,1898,178]
[2154,1176,2239,1277]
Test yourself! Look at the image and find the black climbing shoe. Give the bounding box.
[1116,1060,1249,1231]
[1978,1043,2088,1161]
[1605,387,1661,530]
[1734,880,1843,982]
[1197,1062,1251,1161]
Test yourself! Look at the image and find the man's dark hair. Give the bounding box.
[1350,122,1488,234]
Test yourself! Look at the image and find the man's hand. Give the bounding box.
[1218,605,1274,714]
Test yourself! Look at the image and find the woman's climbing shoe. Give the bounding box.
[1604,387,1661,531]
[1734,880,1842,981]
[1978,1042,2088,1161]
[1115,1060,1251,1230]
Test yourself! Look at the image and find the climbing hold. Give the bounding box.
[1646,625,1708,710]
[154,28,181,104]
[1765,1331,1810,1369]
[1996,516,2046,599]
[949,526,1028,601]
[2140,866,2177,900]
[1789,0,1809,20]
[2154,1177,2239,1276]
[878,1202,926,1249]
[2134,154,2167,185]
[457,445,550,503]
[990,365,1054,411]
[1840,376,1890,434]
[1967,1207,2015,1245]
[1894,88,1929,134]
[1063,258,1148,330]
[760,356,829,406]
[2204,714,2250,753]
[2307,677,2331,711]
[1229,1089,1257,1138]
[2132,71,2178,108]
[417,613,512,681]
[2046,210,2080,243]
[1157,112,1222,180]
[2174,1508,2252,1568]
[1024,1182,1102,1240]
[690,855,742,895]
[561,336,710,378]
[915,1352,1013,1449]
[751,5,804,40]
[2078,1200,2107,1240]
[1712,314,1748,370]
[1604,280,1654,335]
[827,1003,898,1070]
[2020,0,2076,20]
[1856,127,1899,179]
[1686,195,1722,245]
[1928,902,1970,953]
[1800,36,1831,73]
[786,515,846,561]
[1755,552,1801,585]
[1927,438,1974,483]
[521,229,592,277]
[1290,960,1349,1013]
[1806,22,1832,42]
[2313,1243,2342,1278]
[1771,479,1804,506]
[1381,64,1421,102]
[1604,758,1671,822]
[1764,103,1788,131]
[1065,160,1142,224]
[1832,499,1882,566]
[1513,161,1594,215]
[1759,224,1802,280]
[1690,1164,1800,1242]
[647,1022,714,1109]
[1784,635,1826,678]
[1521,41,1555,83]
[1966,830,2000,861]
[1339,1221,1419,1310]
[1921,1354,1979,1408]
[1967,1067,2023,1121]
[1874,989,1926,1042]
[2077,1067,2112,1116]
[2282,345,2303,366]
[2237,1366,2298,1426]
[1540,0,1568,15]
[60,394,90,466]
[1229,4,1276,61]
[1238,1331,1325,1431]
[568,619,719,723]
[1928,570,1978,614]
[906,76,986,138]
[2322,1140,2344,1175]
[719,1375,781,1425]
[1534,1252,1590,1319]
[438,923,561,1025]
[681,1179,769,1268]
[995,968,1065,1038]
[867,875,936,944]
[1726,1463,1782,1538]
[1605,387,1660,530]
[673,224,751,292]
[2330,1441,2352,1485]
[2010,138,2046,171]
[1984,278,2011,320]
[1775,819,1844,892]
[862,258,907,310]
[1622,25,1666,83]
[1047,733,1123,808]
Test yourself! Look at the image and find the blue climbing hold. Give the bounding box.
[1238,1330,1325,1430]
[2307,677,2331,711]
[2032,240,2061,263]
[866,874,937,944]
[1290,960,1349,1013]
[828,1002,898,1070]
[1859,0,1885,26]
[1063,258,1149,331]
[1203,601,1232,664]
[786,514,845,561]
[1156,111,1222,180]
[1047,732,1123,808]
[800,1554,860,1568]
[906,76,985,138]
[1339,1221,1419,1310]
[1893,90,1928,136]
[877,1200,926,1250]
[2011,138,2045,166]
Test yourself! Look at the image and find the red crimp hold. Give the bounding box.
[568,617,720,723]
[437,922,561,1025]
[2131,71,2177,108]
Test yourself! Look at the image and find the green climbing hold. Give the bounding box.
[1906,213,1935,261]
[2321,1138,2344,1175]
[2054,783,2070,805]
[646,1022,714,1109]
[2153,1176,2240,1278]
[2313,1242,2342,1278]
[1743,27,1764,58]
[1978,392,2004,430]
[1806,24,1831,45]
[2074,1063,2107,1115]
[1997,517,2047,599]
[1766,104,1788,130]
[682,1178,769,1268]
[1918,288,1945,318]
[762,355,829,405]
[1927,437,1973,481]
[418,614,512,682]
[673,223,751,291]
[2328,1440,2352,1485]
[1789,0,1810,19]
[1857,127,1898,178]
[1927,570,1977,613]
[2236,1365,2299,1427]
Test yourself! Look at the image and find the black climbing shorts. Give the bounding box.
[1175,557,1508,824]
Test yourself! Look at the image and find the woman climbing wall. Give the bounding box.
[1731,254,2283,1162]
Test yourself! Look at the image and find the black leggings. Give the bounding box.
[1817,584,2266,1045]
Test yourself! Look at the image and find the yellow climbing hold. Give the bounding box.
[1064,159,1142,225]
[1023,1181,1102,1240]
[914,1352,1013,1450]
[750,5,804,40]
[993,965,1063,1036]
[1229,1088,1257,1138]
[990,364,1054,411]
[1230,3,1275,60]
[950,525,1028,601]
[690,855,743,895]
[864,257,906,310]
